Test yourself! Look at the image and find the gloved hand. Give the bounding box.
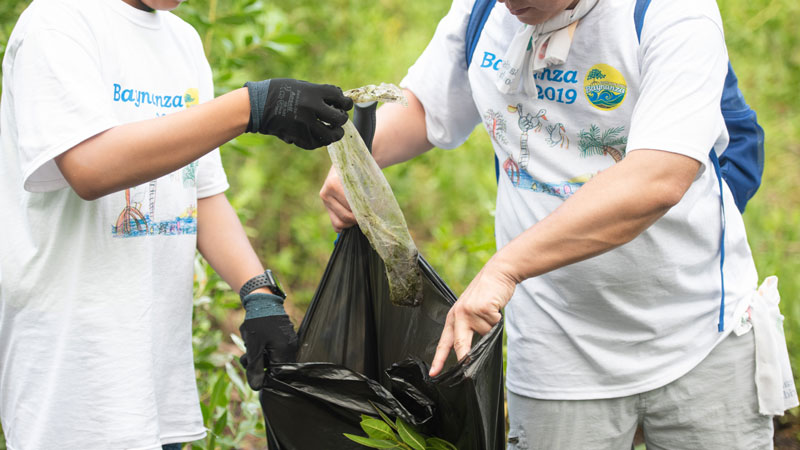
[244,78,354,150]
[239,292,299,391]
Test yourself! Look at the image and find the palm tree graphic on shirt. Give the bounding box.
[578,124,628,163]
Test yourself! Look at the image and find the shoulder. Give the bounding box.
[161,11,203,42]
[5,0,104,65]
[19,0,106,30]
[641,0,724,32]
[160,11,206,57]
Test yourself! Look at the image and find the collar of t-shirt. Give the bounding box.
[105,0,163,29]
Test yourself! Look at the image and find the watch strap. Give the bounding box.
[239,269,286,300]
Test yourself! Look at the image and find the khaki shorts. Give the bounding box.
[507,331,773,450]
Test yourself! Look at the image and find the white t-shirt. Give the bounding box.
[0,0,228,448]
[402,0,759,399]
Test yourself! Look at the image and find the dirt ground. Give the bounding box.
[774,415,800,449]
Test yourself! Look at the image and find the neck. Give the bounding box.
[121,0,153,12]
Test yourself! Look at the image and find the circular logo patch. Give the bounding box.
[583,64,627,111]
[183,88,200,108]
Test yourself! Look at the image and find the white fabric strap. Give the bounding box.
[496,0,599,97]
[735,276,799,415]
[749,276,798,415]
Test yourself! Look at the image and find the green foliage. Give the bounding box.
[191,255,266,448]
[344,410,457,450]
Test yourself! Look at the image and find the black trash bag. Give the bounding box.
[260,226,505,449]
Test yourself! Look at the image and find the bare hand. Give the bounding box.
[319,166,357,232]
[429,263,517,377]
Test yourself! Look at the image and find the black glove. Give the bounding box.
[244,78,354,150]
[239,293,299,390]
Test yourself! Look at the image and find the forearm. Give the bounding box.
[489,150,701,284]
[196,193,265,294]
[56,88,250,200]
[371,89,433,168]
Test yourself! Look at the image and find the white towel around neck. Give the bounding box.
[496,0,599,97]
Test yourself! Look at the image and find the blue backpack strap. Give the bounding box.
[633,0,652,40]
[710,151,728,332]
[466,0,496,67]
[635,0,728,331]
[464,0,501,182]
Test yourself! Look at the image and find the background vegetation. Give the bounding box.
[0,0,797,448]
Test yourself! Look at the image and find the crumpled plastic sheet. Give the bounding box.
[327,83,422,307]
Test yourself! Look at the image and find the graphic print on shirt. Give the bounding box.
[495,105,582,199]
[545,122,569,148]
[112,84,201,238]
[484,109,510,145]
[508,104,547,170]
[501,157,584,199]
[583,64,627,111]
[577,124,628,163]
[182,160,198,188]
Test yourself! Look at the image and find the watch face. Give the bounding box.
[264,270,286,298]
[240,270,286,300]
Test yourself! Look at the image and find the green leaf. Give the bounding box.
[369,402,398,430]
[212,410,228,435]
[396,418,426,450]
[209,374,229,409]
[425,437,458,450]
[361,417,396,440]
[343,434,400,448]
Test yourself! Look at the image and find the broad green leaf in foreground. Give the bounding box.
[343,434,403,449]
[396,418,426,450]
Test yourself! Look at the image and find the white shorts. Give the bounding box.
[507,330,773,450]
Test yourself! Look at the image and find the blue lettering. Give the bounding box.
[551,69,564,82]
[480,52,503,71]
[481,52,495,68]
[565,89,577,104]
[539,68,551,81]
[111,83,189,108]
[564,71,578,84]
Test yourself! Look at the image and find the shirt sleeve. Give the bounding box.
[400,0,481,150]
[626,0,730,174]
[13,27,120,193]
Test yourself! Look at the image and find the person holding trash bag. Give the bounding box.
[321,0,796,448]
[0,0,352,448]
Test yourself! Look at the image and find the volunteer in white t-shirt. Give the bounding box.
[0,0,352,448]
[320,0,789,448]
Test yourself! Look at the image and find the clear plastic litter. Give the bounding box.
[327,84,422,307]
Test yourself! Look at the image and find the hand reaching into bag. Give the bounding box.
[238,292,299,390]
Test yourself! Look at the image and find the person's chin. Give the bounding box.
[509,8,548,25]
[145,0,185,11]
